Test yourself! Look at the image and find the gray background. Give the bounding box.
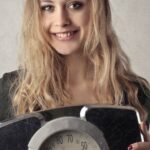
[0,0,150,82]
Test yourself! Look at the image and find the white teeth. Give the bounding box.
[55,32,73,38]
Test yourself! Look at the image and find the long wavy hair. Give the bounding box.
[12,0,150,121]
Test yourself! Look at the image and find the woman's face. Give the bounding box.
[40,0,90,55]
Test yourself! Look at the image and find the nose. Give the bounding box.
[55,8,71,27]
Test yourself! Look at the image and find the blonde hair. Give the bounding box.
[13,0,149,121]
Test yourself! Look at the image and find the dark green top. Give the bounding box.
[0,71,150,125]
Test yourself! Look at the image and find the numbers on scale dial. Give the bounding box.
[41,130,101,150]
[56,136,63,144]
[81,141,88,150]
[66,134,73,143]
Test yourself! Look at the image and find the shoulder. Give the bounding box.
[0,70,19,97]
[0,70,19,82]
[0,70,19,122]
[136,81,150,106]
[0,71,18,89]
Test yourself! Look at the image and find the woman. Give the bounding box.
[0,0,150,149]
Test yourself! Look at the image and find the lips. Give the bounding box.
[52,30,79,41]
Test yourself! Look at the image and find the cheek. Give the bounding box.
[41,15,52,32]
[82,6,90,24]
[76,10,90,27]
[80,12,90,41]
[83,11,90,25]
[78,11,90,36]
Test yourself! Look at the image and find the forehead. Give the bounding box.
[40,0,87,2]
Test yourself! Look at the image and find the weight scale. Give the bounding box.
[0,105,143,150]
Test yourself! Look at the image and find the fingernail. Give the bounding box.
[128,144,133,150]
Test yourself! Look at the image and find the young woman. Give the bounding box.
[0,0,150,149]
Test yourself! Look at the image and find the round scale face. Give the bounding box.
[41,130,101,150]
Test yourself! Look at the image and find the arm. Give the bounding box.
[138,83,150,127]
[128,83,150,150]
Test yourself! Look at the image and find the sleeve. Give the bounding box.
[0,71,18,122]
[137,84,150,127]
[142,93,150,127]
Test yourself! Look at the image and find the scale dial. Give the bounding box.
[28,117,109,150]
[41,130,101,150]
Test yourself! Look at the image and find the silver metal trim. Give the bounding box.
[80,105,144,142]
[82,104,136,111]
[135,110,144,142]
[80,106,89,121]
[0,112,45,128]
[28,117,109,150]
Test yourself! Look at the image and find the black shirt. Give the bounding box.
[0,70,150,124]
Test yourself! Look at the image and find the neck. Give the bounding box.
[64,52,98,105]
[65,52,88,86]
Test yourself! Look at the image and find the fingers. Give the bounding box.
[128,122,150,150]
[128,142,150,150]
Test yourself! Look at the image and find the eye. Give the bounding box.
[41,5,55,12]
[68,1,84,10]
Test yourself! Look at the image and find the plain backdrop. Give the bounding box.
[0,0,150,82]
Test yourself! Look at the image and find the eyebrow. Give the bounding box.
[40,0,84,2]
[40,0,85,4]
[40,0,53,2]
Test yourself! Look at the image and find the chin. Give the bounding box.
[56,50,77,56]
[54,46,80,56]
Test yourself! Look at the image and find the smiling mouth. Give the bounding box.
[52,30,79,41]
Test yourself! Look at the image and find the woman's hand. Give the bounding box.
[128,122,150,150]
